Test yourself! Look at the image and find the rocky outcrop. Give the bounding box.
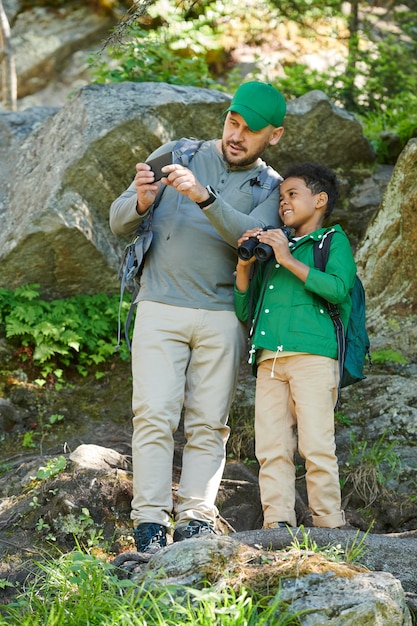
[0,1,120,105]
[279,89,375,167]
[141,535,413,625]
[1,442,415,622]
[0,83,386,301]
[356,139,417,358]
[0,83,234,298]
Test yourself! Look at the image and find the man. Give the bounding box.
[109,81,286,553]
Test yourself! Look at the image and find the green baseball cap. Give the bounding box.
[225,81,286,131]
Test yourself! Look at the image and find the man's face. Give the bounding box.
[221,112,283,168]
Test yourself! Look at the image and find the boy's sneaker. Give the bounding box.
[263,521,292,529]
[173,520,217,542]
[133,522,167,554]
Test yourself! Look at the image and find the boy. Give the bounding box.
[234,162,356,529]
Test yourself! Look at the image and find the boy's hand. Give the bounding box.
[257,228,291,264]
[237,228,263,266]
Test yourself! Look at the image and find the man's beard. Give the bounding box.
[221,138,269,169]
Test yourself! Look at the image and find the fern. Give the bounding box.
[0,285,131,382]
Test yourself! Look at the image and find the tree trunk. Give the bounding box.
[0,0,17,111]
[343,0,359,110]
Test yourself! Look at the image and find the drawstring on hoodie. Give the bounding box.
[317,228,336,249]
[270,346,283,378]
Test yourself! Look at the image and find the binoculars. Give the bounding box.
[237,226,294,262]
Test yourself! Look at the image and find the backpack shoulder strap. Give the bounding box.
[250,166,282,209]
[171,140,281,209]
[149,138,204,213]
[313,229,333,271]
[313,230,345,407]
[172,137,205,166]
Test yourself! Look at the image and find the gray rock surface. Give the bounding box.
[0,83,388,300]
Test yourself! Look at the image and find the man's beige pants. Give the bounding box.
[255,354,345,529]
[130,301,245,529]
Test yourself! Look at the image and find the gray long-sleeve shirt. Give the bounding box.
[109,139,281,311]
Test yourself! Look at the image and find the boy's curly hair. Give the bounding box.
[282,162,339,218]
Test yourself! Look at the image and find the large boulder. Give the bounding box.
[0,83,233,297]
[274,89,375,168]
[0,4,117,100]
[0,83,380,299]
[356,139,417,360]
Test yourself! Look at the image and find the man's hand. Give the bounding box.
[134,163,161,215]
[161,164,208,204]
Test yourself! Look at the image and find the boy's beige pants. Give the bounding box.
[255,354,345,529]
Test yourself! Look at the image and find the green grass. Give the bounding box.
[0,549,304,625]
[0,520,375,626]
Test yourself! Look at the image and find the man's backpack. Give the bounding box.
[313,230,372,403]
[116,137,282,349]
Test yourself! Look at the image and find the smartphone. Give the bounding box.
[146,151,174,181]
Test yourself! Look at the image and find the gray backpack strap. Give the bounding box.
[250,166,282,209]
[172,137,205,166]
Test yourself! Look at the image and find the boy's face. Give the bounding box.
[279,176,327,235]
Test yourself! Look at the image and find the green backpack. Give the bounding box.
[313,230,372,401]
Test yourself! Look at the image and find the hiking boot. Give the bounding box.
[173,520,217,542]
[133,522,167,554]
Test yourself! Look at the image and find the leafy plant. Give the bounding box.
[90,18,217,89]
[35,518,56,542]
[89,26,214,87]
[0,285,131,383]
[343,524,373,566]
[288,524,369,567]
[22,431,35,449]
[279,63,333,100]
[92,0,274,92]
[58,508,104,549]
[35,455,67,481]
[335,411,352,427]
[21,412,66,454]
[370,349,408,365]
[0,579,14,590]
[29,495,41,509]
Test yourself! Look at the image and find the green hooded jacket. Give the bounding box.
[234,225,357,364]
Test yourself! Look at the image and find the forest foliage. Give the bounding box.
[90,0,417,163]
